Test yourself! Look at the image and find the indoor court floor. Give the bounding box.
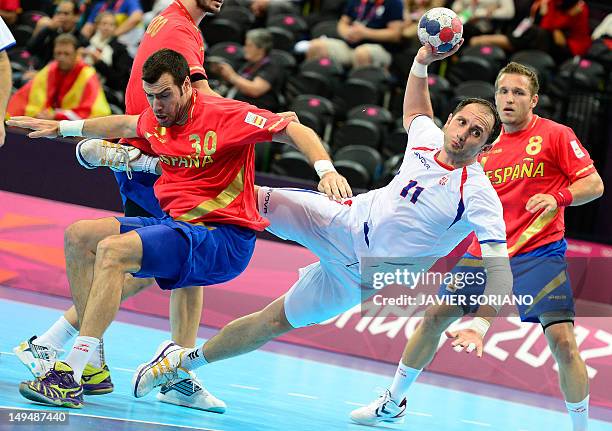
[0,292,611,431]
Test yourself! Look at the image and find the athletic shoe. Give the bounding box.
[13,336,60,378]
[350,389,407,426]
[132,340,186,398]
[76,139,140,178]
[19,361,84,408]
[157,370,226,413]
[81,363,114,395]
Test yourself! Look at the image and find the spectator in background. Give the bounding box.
[82,11,131,92]
[212,28,282,111]
[452,0,515,43]
[27,1,88,70]
[306,0,403,69]
[81,0,144,57]
[402,0,444,41]
[0,0,19,26]
[8,33,111,120]
[471,0,591,63]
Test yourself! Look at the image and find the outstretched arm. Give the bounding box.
[6,115,141,139]
[273,121,352,200]
[403,41,463,130]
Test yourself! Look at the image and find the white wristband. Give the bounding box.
[314,160,336,179]
[59,120,85,137]
[469,317,491,338]
[410,60,428,78]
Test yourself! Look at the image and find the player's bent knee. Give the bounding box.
[64,220,94,253]
[96,235,134,270]
[421,307,457,334]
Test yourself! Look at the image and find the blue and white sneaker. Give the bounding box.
[350,389,407,426]
[13,336,60,378]
[157,370,226,413]
[75,139,140,178]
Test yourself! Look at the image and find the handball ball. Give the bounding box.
[417,8,463,53]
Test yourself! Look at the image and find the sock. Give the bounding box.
[88,338,105,368]
[36,316,78,351]
[566,394,589,431]
[389,362,422,403]
[179,346,208,370]
[132,154,159,174]
[64,336,100,381]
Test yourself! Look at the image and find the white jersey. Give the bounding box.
[349,115,506,265]
[0,17,15,52]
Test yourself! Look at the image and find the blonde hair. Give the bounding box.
[495,62,540,96]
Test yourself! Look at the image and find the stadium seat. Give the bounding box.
[269,49,297,73]
[286,58,343,100]
[334,145,382,181]
[267,26,295,52]
[19,10,48,28]
[310,19,340,39]
[446,55,498,86]
[452,80,496,103]
[334,159,370,189]
[216,5,255,29]
[374,153,403,187]
[290,94,335,139]
[347,104,392,129]
[334,78,381,114]
[12,25,34,47]
[556,58,606,92]
[510,50,555,91]
[267,14,308,39]
[460,45,506,70]
[271,151,317,181]
[201,18,243,47]
[206,42,245,70]
[428,74,452,119]
[332,119,381,150]
[386,125,407,157]
[533,93,554,119]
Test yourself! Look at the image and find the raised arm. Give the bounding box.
[403,41,464,131]
[6,115,141,139]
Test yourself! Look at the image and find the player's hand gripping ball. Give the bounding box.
[418,7,463,53]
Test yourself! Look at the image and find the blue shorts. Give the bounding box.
[438,239,574,323]
[114,171,165,218]
[117,216,256,290]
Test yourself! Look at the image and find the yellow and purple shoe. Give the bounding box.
[81,363,114,395]
[19,361,83,409]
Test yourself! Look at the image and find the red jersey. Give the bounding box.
[124,0,206,152]
[136,91,292,231]
[540,0,591,56]
[467,115,596,257]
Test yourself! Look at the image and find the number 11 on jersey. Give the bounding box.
[400,180,424,203]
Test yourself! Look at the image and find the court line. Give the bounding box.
[228,384,261,391]
[407,411,433,417]
[0,406,224,431]
[344,401,365,407]
[460,419,492,427]
[1,351,15,355]
[287,393,318,399]
[112,367,136,372]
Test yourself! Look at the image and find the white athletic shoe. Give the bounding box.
[350,389,407,426]
[157,370,226,413]
[132,340,186,398]
[13,336,61,378]
[75,138,141,178]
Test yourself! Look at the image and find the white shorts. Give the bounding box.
[257,187,363,328]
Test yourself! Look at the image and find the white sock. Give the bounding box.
[132,154,159,174]
[36,316,78,351]
[88,338,105,368]
[389,362,422,403]
[179,346,208,370]
[566,394,589,431]
[64,336,100,381]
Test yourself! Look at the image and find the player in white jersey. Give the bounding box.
[129,41,514,415]
[0,17,15,147]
